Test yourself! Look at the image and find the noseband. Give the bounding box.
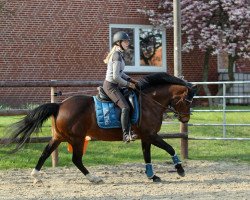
[167,103,191,120]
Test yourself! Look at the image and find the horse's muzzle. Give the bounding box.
[179,115,190,123]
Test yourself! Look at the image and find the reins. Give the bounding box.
[135,86,191,121]
[136,88,168,110]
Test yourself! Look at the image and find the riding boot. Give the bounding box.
[121,108,138,142]
[121,108,131,142]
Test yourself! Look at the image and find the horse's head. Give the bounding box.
[168,85,197,123]
[137,72,197,123]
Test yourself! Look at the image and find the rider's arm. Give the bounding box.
[112,61,129,87]
[112,52,130,87]
[121,72,131,81]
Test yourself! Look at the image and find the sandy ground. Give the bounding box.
[0,160,249,200]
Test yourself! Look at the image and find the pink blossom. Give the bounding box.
[138,0,250,59]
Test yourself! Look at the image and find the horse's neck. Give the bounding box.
[143,84,187,106]
[142,85,172,108]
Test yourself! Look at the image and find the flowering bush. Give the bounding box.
[139,0,250,59]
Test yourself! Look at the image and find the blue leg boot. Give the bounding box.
[145,163,161,182]
[172,154,185,177]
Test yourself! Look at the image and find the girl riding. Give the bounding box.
[103,31,138,142]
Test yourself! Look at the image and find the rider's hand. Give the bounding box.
[128,82,136,89]
[131,78,139,84]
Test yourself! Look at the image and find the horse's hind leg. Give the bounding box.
[150,134,185,177]
[71,138,103,184]
[31,138,61,183]
[141,141,161,182]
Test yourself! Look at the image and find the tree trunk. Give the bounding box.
[202,49,213,106]
[216,55,236,97]
[227,54,235,90]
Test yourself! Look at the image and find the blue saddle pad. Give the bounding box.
[93,91,139,129]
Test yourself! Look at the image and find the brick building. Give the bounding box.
[0,1,249,107]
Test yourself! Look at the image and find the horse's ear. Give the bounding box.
[187,85,198,102]
[191,85,198,95]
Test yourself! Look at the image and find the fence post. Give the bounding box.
[51,84,59,167]
[180,122,188,159]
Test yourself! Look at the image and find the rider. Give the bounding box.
[103,31,138,143]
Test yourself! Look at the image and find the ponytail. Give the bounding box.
[103,46,117,64]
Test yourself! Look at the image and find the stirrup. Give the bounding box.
[123,133,130,143]
[130,130,138,141]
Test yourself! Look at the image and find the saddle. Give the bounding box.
[93,87,139,129]
[97,86,135,110]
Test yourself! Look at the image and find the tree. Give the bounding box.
[139,0,250,104]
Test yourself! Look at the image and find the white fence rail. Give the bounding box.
[188,81,250,141]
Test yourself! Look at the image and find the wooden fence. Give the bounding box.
[0,80,188,166]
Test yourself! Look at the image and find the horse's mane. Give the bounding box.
[138,72,191,90]
[137,72,196,101]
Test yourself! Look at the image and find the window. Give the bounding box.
[110,24,167,73]
[217,50,229,72]
[217,50,236,72]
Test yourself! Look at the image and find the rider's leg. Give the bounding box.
[103,81,137,142]
[117,93,138,142]
[120,107,131,142]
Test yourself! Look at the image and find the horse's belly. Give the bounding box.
[87,128,123,141]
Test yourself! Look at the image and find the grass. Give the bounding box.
[0,105,249,170]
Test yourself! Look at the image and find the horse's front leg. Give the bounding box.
[150,134,185,177]
[141,141,161,182]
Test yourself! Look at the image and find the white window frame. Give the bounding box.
[109,24,167,73]
[217,50,228,73]
[217,51,235,73]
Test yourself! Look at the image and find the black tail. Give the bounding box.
[3,103,60,153]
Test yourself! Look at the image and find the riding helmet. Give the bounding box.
[113,31,130,44]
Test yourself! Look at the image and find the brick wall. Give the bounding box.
[236,59,250,73]
[0,0,246,107]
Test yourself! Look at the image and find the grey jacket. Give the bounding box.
[105,50,130,87]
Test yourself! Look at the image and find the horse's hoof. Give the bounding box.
[152,175,161,182]
[175,164,185,177]
[177,170,185,177]
[31,169,44,180]
[86,173,103,184]
[96,179,104,184]
[33,178,43,185]
[31,169,39,177]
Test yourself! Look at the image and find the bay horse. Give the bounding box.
[4,72,196,183]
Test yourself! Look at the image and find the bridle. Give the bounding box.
[168,99,192,119]
[135,87,192,120]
